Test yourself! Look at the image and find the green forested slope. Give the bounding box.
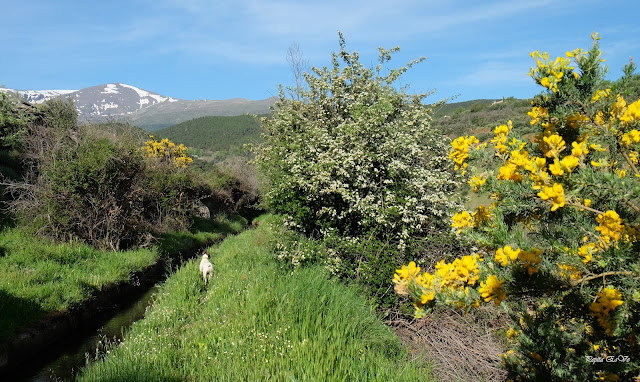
[153,114,265,153]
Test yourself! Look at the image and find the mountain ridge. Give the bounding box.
[0,84,276,131]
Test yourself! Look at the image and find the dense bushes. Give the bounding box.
[0,92,30,151]
[252,34,464,307]
[396,34,640,380]
[40,138,147,249]
[0,97,233,249]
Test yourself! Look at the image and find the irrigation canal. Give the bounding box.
[1,243,211,382]
[28,286,158,382]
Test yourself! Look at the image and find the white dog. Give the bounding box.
[199,251,214,283]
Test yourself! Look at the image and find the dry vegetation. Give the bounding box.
[390,306,508,382]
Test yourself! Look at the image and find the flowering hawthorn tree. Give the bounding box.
[395,34,640,381]
[253,33,460,245]
[253,34,463,306]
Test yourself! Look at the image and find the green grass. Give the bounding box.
[0,214,247,345]
[0,228,158,342]
[77,215,433,381]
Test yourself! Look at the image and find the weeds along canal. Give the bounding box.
[1,243,213,382]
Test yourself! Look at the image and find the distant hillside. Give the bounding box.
[153,114,266,161]
[132,98,277,131]
[431,97,532,139]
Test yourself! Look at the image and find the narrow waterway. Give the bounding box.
[9,285,159,382]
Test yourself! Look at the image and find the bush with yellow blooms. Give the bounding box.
[395,33,639,381]
[142,136,193,168]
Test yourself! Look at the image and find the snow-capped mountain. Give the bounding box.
[68,83,179,118]
[1,83,178,115]
[2,83,276,130]
[0,89,77,104]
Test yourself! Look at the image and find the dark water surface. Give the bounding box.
[24,286,158,382]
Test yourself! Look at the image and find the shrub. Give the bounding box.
[395,34,640,380]
[253,33,460,243]
[252,33,463,308]
[40,138,145,249]
[0,92,30,151]
[5,107,205,249]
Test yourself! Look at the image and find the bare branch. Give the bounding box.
[286,42,309,101]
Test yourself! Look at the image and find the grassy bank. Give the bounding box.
[0,214,246,344]
[77,215,433,381]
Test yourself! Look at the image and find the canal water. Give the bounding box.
[18,286,159,382]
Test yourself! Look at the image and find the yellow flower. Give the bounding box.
[142,137,193,168]
[611,94,627,120]
[395,261,420,280]
[530,351,543,362]
[571,140,589,158]
[420,290,435,304]
[543,134,566,158]
[468,176,486,192]
[590,286,624,316]
[550,155,579,176]
[549,158,564,176]
[393,261,421,295]
[498,163,523,182]
[525,156,549,189]
[494,123,510,135]
[455,254,481,285]
[591,88,611,103]
[491,121,513,155]
[479,275,506,306]
[519,248,542,275]
[451,211,473,234]
[449,135,479,173]
[577,242,597,264]
[506,327,518,340]
[472,205,491,225]
[540,77,550,88]
[495,245,520,267]
[595,210,624,245]
[527,106,548,126]
[509,149,530,167]
[537,183,565,211]
[620,99,640,125]
[620,129,640,147]
[557,263,583,280]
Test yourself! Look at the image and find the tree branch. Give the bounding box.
[566,202,605,215]
[621,149,640,177]
[571,271,634,287]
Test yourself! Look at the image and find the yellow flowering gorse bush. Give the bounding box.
[395,34,640,381]
[142,136,193,168]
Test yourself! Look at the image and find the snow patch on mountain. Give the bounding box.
[120,83,177,104]
[0,88,77,104]
[101,84,119,94]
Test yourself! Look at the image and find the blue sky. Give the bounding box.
[2,0,639,103]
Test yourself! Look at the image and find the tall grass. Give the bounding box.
[0,228,158,343]
[0,214,246,344]
[77,216,433,381]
